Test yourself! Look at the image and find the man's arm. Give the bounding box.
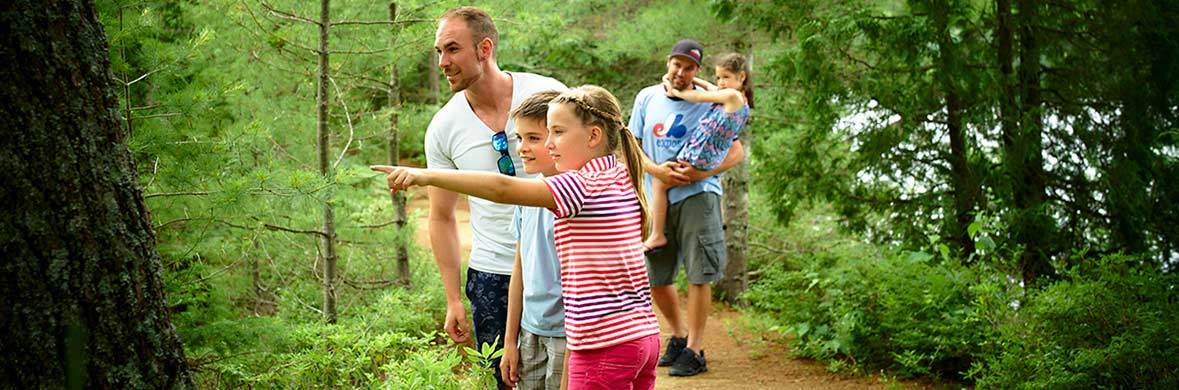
[638,139,690,187]
[428,186,470,343]
[677,140,746,182]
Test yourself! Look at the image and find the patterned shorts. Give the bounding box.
[466,268,512,389]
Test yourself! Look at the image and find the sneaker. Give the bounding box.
[657,336,687,367]
[669,348,707,377]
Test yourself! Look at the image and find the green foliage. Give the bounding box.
[176,269,503,388]
[744,198,1010,380]
[746,245,998,379]
[720,0,1179,273]
[971,256,1179,389]
[745,200,1178,385]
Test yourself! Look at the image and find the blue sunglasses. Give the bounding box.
[491,131,516,176]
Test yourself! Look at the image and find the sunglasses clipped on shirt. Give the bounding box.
[491,131,516,176]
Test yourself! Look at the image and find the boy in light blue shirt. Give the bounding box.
[500,91,565,390]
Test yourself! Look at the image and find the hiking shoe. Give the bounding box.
[657,336,687,367]
[669,348,707,377]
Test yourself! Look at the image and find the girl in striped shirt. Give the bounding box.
[373,85,661,390]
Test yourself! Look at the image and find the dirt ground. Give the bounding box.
[650,303,904,390]
[405,188,928,390]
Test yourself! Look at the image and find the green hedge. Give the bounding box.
[746,250,994,379]
[746,249,1179,386]
[971,256,1179,389]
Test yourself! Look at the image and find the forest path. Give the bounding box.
[405,189,911,390]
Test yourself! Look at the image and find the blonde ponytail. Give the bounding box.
[620,127,651,239]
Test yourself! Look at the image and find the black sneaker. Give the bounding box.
[669,348,707,377]
[657,336,687,367]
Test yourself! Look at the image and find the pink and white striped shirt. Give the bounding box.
[543,154,660,351]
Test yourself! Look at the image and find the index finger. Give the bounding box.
[370,165,395,173]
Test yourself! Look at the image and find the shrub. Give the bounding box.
[971,256,1179,389]
[745,248,999,379]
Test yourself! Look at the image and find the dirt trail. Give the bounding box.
[407,190,916,390]
[651,303,892,390]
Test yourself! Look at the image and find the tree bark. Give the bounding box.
[719,117,751,304]
[389,2,411,286]
[0,0,192,387]
[316,0,339,324]
[933,0,979,259]
[1008,0,1054,285]
[428,49,440,105]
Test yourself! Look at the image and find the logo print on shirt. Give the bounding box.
[652,113,687,139]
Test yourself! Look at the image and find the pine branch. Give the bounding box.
[331,18,430,26]
[243,0,320,55]
[154,216,328,238]
[359,220,402,229]
[260,2,320,26]
[144,191,212,199]
[341,277,398,290]
[329,75,355,169]
[330,47,395,55]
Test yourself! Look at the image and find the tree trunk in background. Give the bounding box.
[0,0,192,387]
[389,2,411,286]
[428,49,440,105]
[720,126,751,304]
[316,0,339,324]
[1008,0,1054,285]
[718,36,752,304]
[933,0,979,259]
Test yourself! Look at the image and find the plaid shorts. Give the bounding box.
[515,329,566,390]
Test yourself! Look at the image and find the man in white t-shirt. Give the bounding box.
[423,7,566,389]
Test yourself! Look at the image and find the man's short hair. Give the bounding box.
[510,90,562,122]
[439,6,498,51]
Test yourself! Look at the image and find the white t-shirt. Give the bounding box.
[424,72,567,275]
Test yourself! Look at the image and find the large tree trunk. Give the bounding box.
[718,36,753,304]
[389,2,411,286]
[933,0,979,259]
[316,0,339,324]
[428,50,440,105]
[1008,0,1054,285]
[719,116,751,304]
[0,0,192,388]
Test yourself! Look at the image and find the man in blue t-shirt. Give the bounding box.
[628,39,746,377]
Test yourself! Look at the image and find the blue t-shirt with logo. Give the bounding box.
[629,84,721,205]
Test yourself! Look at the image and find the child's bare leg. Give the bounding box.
[644,179,669,252]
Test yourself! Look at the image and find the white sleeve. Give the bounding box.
[424,112,456,170]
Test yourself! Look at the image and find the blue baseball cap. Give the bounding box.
[669,39,704,66]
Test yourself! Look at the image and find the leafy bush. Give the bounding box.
[747,248,994,378]
[743,211,1003,380]
[181,287,499,388]
[971,256,1179,389]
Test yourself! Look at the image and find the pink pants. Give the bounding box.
[566,333,660,390]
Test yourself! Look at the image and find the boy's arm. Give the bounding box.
[500,246,525,388]
[561,352,570,390]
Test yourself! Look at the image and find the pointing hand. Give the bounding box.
[370,165,424,195]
